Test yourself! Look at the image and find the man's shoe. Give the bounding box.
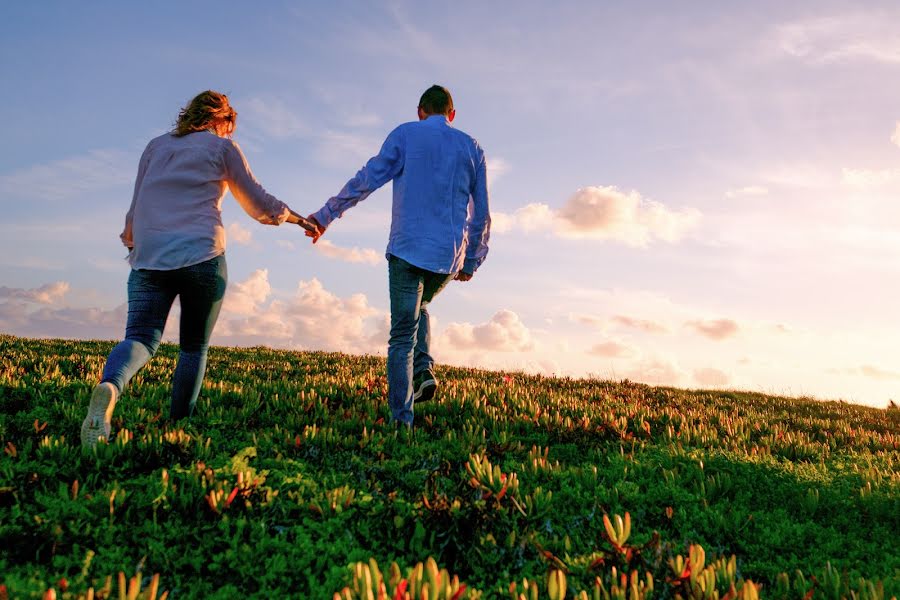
[81,382,117,447]
[413,371,437,403]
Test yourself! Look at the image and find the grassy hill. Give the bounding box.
[0,335,897,599]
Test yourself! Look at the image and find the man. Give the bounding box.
[306,84,491,426]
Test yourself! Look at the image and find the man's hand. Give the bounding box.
[454,271,473,282]
[305,215,325,243]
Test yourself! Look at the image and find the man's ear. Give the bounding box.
[447,109,456,123]
[418,107,427,121]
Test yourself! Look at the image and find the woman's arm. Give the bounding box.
[223,139,291,225]
[121,144,152,249]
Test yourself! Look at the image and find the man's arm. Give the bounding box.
[308,127,404,239]
[459,144,491,279]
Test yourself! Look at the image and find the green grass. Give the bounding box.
[0,334,897,599]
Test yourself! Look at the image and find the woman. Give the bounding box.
[81,90,311,446]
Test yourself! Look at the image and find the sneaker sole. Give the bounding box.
[413,379,437,403]
[81,382,117,447]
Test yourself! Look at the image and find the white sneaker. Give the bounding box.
[81,382,117,447]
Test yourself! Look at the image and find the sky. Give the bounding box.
[1,2,899,407]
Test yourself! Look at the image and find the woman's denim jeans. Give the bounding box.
[101,254,227,420]
[387,255,454,425]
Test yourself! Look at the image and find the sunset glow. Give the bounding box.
[2,3,899,406]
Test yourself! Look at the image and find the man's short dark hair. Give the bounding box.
[418,85,454,115]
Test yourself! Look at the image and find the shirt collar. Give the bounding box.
[424,114,451,126]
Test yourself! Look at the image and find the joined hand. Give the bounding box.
[287,209,318,233]
[304,215,325,243]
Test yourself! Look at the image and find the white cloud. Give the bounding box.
[725,186,769,199]
[487,156,510,189]
[892,122,900,148]
[223,269,271,316]
[841,168,900,187]
[495,187,699,246]
[276,240,297,251]
[226,222,253,246]
[558,187,699,244]
[493,203,555,235]
[0,297,127,341]
[622,358,687,386]
[0,149,134,201]
[442,309,534,352]
[490,211,516,234]
[686,318,740,340]
[0,273,388,356]
[760,163,836,189]
[314,239,382,265]
[0,282,69,304]
[694,367,731,387]
[588,340,637,358]
[215,273,385,354]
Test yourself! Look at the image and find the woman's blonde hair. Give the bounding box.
[173,90,237,137]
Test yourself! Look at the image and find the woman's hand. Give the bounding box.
[120,222,134,249]
[286,209,319,234]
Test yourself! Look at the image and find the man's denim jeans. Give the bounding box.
[101,254,227,420]
[387,255,454,425]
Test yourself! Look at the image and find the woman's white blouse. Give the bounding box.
[121,131,289,270]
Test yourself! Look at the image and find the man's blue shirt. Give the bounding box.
[313,115,490,274]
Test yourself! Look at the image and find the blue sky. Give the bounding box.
[2,2,899,406]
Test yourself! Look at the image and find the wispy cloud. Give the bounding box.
[694,367,730,387]
[841,167,900,187]
[760,163,836,189]
[0,282,69,304]
[892,122,900,148]
[858,365,900,381]
[314,239,381,265]
[831,365,900,382]
[240,96,309,139]
[494,186,700,246]
[772,14,900,65]
[725,186,769,199]
[612,315,669,334]
[588,340,637,358]
[0,293,126,341]
[315,130,382,169]
[686,318,739,340]
[0,149,134,201]
[237,95,381,168]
